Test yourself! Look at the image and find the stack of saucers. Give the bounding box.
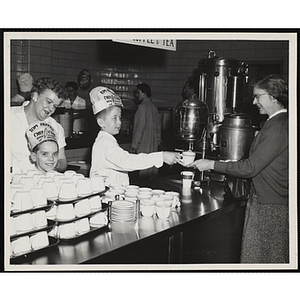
[111,200,135,222]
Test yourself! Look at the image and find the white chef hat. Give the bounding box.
[26,121,57,151]
[17,73,34,92]
[89,86,124,115]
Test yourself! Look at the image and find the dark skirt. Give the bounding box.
[240,189,289,263]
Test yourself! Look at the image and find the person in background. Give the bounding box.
[61,81,86,109]
[60,81,88,134]
[130,83,161,181]
[11,73,34,106]
[25,121,59,174]
[187,74,288,263]
[89,86,181,187]
[10,77,69,174]
[181,79,198,101]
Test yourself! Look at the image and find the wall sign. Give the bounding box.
[113,39,176,51]
[78,69,92,90]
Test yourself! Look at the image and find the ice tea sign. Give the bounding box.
[113,39,176,51]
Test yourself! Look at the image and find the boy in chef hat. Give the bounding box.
[89,86,181,187]
[25,121,59,174]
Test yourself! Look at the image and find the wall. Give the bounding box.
[9,38,289,163]
[10,39,289,109]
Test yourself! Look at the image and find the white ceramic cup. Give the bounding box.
[76,178,93,196]
[125,190,139,198]
[152,189,165,196]
[58,223,76,238]
[89,195,102,211]
[64,170,77,178]
[19,176,35,191]
[59,181,78,200]
[12,236,32,255]
[33,174,44,187]
[46,204,57,220]
[139,187,152,193]
[182,151,196,166]
[9,217,17,236]
[140,199,155,217]
[30,231,49,250]
[125,185,139,190]
[42,180,59,200]
[75,218,90,235]
[31,210,48,229]
[137,192,152,200]
[13,190,33,211]
[10,184,24,204]
[74,199,92,217]
[155,200,172,219]
[56,204,75,221]
[90,175,106,193]
[70,173,85,185]
[89,211,108,227]
[30,188,47,207]
[12,173,24,184]
[14,213,34,233]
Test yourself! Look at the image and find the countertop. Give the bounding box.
[10,174,248,267]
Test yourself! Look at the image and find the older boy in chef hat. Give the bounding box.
[89,86,180,187]
[25,121,59,174]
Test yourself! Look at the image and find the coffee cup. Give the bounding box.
[30,231,49,250]
[30,188,47,207]
[89,195,102,211]
[58,223,76,238]
[31,210,48,229]
[56,203,75,221]
[140,199,155,217]
[75,218,90,235]
[14,213,34,233]
[90,175,106,193]
[13,190,33,211]
[74,199,91,217]
[155,200,172,219]
[182,151,196,166]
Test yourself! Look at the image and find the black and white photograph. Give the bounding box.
[3,30,298,278]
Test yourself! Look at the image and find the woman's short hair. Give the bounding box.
[32,77,69,101]
[252,74,288,108]
[137,83,152,98]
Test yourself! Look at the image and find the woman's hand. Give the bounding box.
[187,159,215,171]
[163,152,182,165]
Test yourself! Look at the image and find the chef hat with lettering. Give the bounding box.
[26,121,57,151]
[17,73,34,92]
[89,86,124,115]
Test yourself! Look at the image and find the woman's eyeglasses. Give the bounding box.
[252,92,269,100]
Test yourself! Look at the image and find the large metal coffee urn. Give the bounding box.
[174,95,208,151]
[219,113,255,161]
[198,51,249,158]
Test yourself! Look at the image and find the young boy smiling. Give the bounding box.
[89,86,181,187]
[26,121,59,174]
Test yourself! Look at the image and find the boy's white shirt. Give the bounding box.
[90,131,163,187]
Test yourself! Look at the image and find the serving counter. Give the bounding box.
[11,174,248,266]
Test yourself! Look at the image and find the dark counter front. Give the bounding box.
[11,175,247,267]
